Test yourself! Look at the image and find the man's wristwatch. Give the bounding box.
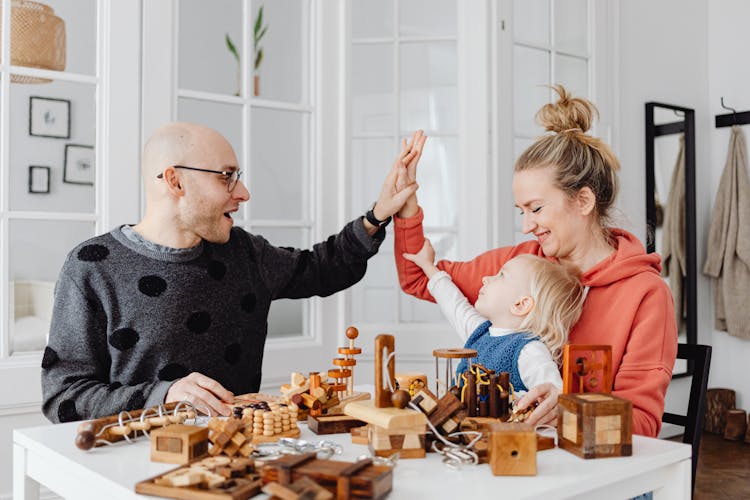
[365,203,392,228]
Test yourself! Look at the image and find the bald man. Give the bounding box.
[41,122,424,423]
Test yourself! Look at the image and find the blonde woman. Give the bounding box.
[395,86,677,437]
[403,238,584,394]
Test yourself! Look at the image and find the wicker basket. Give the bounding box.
[0,0,66,83]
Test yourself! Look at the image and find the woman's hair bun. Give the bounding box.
[536,85,598,134]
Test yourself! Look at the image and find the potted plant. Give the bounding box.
[224,4,268,97]
[253,4,268,96]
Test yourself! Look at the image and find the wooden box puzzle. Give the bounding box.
[150,424,209,465]
[557,393,632,459]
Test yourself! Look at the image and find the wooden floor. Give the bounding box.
[688,432,750,499]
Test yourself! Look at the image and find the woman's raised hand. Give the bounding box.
[396,130,427,218]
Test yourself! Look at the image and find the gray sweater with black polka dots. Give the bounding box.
[41,219,383,423]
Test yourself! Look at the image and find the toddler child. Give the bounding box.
[403,239,585,394]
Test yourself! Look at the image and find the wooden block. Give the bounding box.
[557,393,632,459]
[260,452,393,499]
[351,425,370,445]
[344,400,427,430]
[308,414,367,435]
[150,425,209,465]
[291,372,307,387]
[136,456,262,499]
[428,391,462,428]
[489,423,537,476]
[724,409,747,441]
[324,391,370,416]
[411,389,438,415]
[368,425,426,459]
[282,381,312,398]
[705,388,736,434]
[562,344,613,394]
[263,476,334,500]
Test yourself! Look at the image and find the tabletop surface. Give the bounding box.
[14,418,691,499]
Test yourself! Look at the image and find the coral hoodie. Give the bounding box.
[394,207,677,437]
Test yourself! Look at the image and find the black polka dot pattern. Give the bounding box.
[158,363,189,381]
[241,292,257,313]
[186,312,211,333]
[77,244,109,262]
[138,275,167,297]
[109,328,139,351]
[58,400,81,422]
[208,260,227,280]
[126,390,145,410]
[41,346,59,369]
[224,343,241,365]
[108,381,122,391]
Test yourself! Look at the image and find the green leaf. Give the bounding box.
[254,5,264,37]
[254,26,268,46]
[225,33,240,63]
[254,48,264,70]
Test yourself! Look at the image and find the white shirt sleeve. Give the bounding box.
[426,271,487,342]
[518,340,563,390]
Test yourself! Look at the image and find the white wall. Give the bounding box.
[616,0,711,418]
[705,0,750,409]
[620,0,750,414]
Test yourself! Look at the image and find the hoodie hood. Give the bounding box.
[581,228,662,287]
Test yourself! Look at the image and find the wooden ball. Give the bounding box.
[75,430,96,451]
[345,326,359,340]
[391,389,411,409]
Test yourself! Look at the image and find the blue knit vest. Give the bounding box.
[456,320,537,393]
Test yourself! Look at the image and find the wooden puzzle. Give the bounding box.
[308,414,367,435]
[75,401,193,450]
[135,455,262,499]
[151,424,209,465]
[557,393,632,459]
[562,344,613,394]
[262,476,333,500]
[280,327,369,424]
[557,344,632,459]
[432,347,477,398]
[259,452,393,499]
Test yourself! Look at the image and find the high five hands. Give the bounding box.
[366,130,427,234]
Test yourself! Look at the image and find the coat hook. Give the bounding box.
[720,97,738,125]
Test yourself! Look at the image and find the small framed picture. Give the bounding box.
[28,166,51,194]
[29,96,71,139]
[63,144,95,185]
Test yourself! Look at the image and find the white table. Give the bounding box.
[14,420,691,500]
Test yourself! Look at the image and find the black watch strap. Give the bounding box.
[365,203,392,228]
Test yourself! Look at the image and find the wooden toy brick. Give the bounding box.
[557,393,632,459]
[150,424,209,465]
[489,422,537,476]
[308,414,367,435]
[411,389,438,415]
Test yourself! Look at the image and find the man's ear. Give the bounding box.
[510,296,534,317]
[162,167,184,196]
[576,186,596,216]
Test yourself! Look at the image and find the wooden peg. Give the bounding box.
[375,334,395,408]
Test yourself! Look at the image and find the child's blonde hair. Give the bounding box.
[515,254,585,365]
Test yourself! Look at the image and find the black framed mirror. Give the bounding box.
[645,102,696,378]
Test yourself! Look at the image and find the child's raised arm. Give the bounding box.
[402,239,439,278]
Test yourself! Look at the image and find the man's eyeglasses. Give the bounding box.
[158,165,243,192]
